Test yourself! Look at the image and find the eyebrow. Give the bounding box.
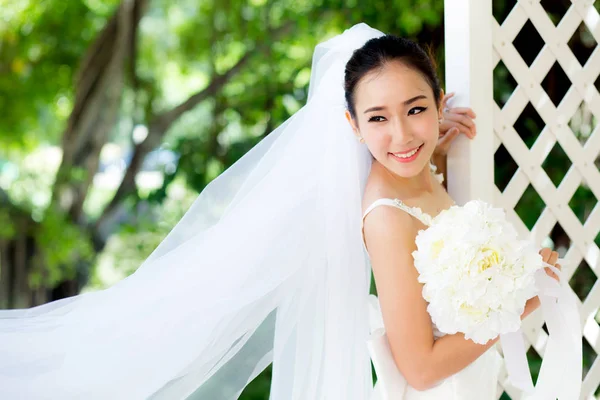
[363,95,428,114]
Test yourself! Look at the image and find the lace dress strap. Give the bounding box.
[362,198,433,227]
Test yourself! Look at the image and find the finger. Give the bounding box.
[446,107,477,119]
[442,116,476,138]
[439,127,460,145]
[441,92,455,108]
[443,113,476,129]
[539,247,552,263]
[455,122,476,139]
[555,263,562,271]
[439,119,459,134]
[548,251,559,267]
[435,128,460,154]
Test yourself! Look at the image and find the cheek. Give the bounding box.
[363,127,391,153]
[416,117,440,141]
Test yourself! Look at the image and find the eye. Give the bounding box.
[368,116,386,122]
[408,106,427,116]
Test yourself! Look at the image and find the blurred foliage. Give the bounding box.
[0,0,445,155]
[86,177,197,289]
[0,0,446,299]
[0,0,599,397]
[30,208,95,288]
[0,0,120,150]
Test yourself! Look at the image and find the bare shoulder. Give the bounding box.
[362,163,421,254]
[362,203,420,262]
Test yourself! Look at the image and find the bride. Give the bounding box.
[348,29,562,399]
[0,23,560,399]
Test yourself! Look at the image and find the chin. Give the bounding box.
[386,162,426,179]
[386,152,431,177]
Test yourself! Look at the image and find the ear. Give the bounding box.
[345,110,360,138]
[438,89,445,120]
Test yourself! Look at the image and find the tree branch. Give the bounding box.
[51,0,148,216]
[61,9,119,166]
[127,0,147,91]
[94,22,295,233]
[152,21,294,132]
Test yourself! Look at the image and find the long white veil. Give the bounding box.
[0,23,384,399]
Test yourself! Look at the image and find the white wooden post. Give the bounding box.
[444,0,495,205]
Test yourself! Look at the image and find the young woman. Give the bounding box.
[0,23,559,399]
[346,34,560,399]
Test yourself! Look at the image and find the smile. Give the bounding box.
[389,144,423,163]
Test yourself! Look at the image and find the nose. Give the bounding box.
[390,118,414,146]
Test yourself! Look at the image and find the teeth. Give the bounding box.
[394,147,420,158]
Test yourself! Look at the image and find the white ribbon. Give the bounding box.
[500,262,582,399]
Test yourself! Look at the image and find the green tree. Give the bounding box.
[1,0,598,398]
[0,0,446,308]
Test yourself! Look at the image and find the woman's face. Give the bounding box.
[346,61,441,178]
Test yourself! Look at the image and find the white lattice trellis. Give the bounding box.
[445,0,600,399]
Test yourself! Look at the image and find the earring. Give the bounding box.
[438,118,443,125]
[358,136,365,143]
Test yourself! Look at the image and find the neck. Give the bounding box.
[378,161,436,195]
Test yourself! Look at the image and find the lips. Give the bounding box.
[391,145,422,158]
[389,144,423,163]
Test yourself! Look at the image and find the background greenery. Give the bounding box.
[0,0,598,398]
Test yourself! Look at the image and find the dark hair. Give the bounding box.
[344,35,441,118]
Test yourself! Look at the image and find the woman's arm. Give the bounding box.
[363,206,545,391]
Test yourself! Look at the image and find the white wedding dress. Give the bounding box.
[362,197,504,400]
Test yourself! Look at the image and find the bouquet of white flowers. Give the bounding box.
[412,200,544,344]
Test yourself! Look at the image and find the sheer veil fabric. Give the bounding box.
[0,24,385,399]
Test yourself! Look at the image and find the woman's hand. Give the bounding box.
[434,92,477,157]
[522,248,562,319]
[539,247,561,282]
